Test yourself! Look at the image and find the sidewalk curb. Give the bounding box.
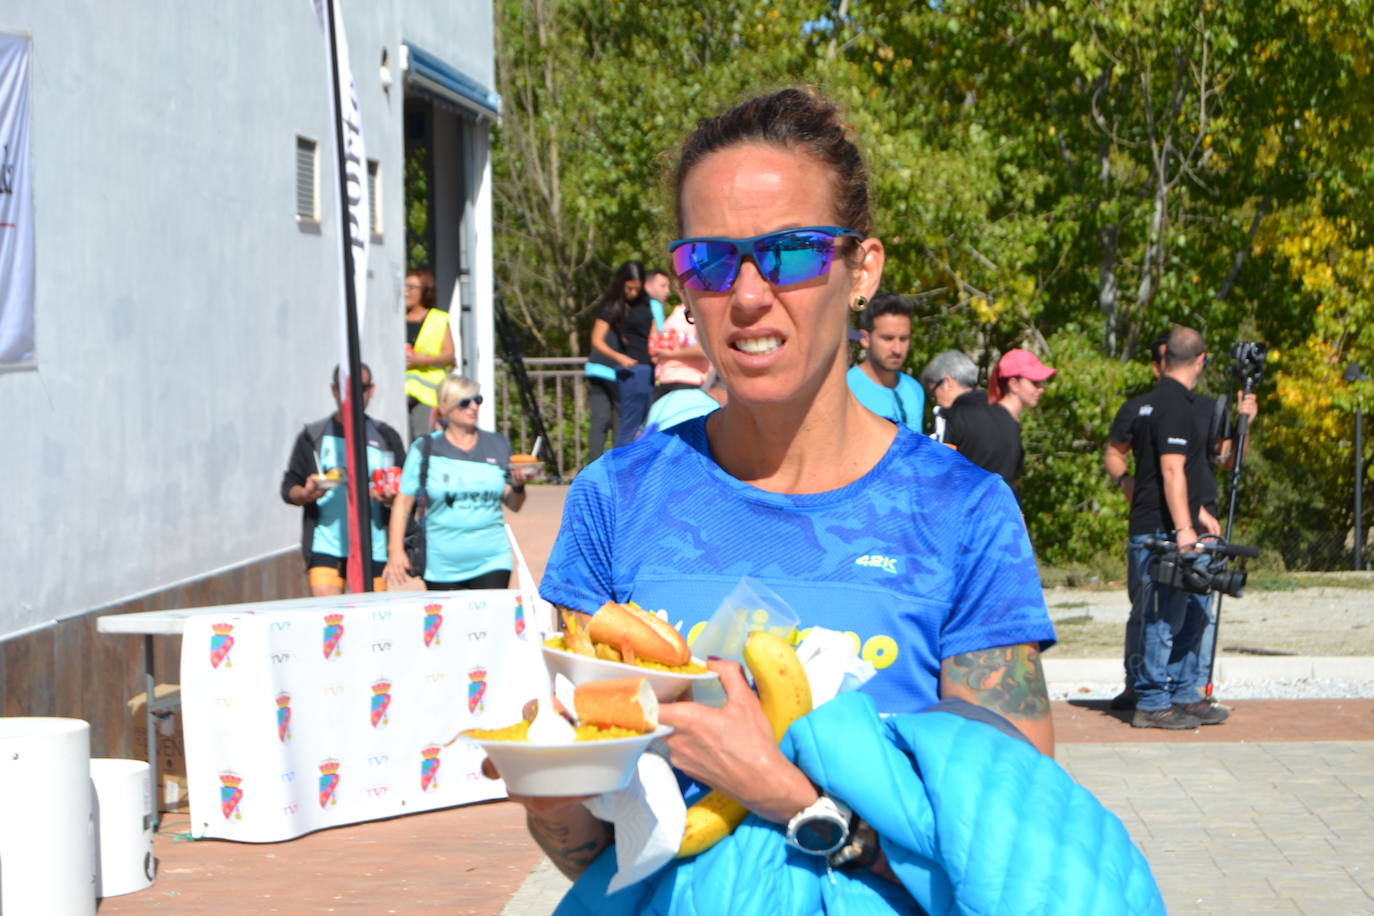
[1044,655,1374,686]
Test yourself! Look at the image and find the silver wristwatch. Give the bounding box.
[785,794,853,856]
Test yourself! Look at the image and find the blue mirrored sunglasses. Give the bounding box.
[668,226,862,293]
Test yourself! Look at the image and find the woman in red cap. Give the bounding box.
[988,348,1056,420]
[982,347,1057,486]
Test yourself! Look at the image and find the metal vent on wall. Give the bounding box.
[295,136,318,221]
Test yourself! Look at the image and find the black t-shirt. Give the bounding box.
[1123,376,1208,535]
[618,299,654,365]
[942,390,1023,487]
[593,299,653,367]
[1109,387,1221,515]
[589,303,625,370]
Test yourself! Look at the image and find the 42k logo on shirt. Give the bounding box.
[854,554,899,574]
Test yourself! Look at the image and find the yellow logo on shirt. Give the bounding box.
[685,621,899,670]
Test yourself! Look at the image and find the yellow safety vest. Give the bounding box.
[405,308,450,406]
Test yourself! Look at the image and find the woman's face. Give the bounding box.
[677,143,883,409]
[405,275,424,308]
[1009,376,1047,408]
[445,391,481,427]
[622,278,643,302]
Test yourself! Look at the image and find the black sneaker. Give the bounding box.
[1175,700,1229,725]
[1131,706,1202,729]
[1109,687,1137,710]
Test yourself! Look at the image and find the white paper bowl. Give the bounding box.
[542,644,718,702]
[474,725,673,796]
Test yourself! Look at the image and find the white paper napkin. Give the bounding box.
[582,746,685,893]
[580,627,875,891]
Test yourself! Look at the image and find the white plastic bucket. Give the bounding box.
[0,717,97,915]
[90,758,155,898]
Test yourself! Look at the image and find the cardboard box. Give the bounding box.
[128,683,188,813]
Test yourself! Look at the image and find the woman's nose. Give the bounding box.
[730,259,774,313]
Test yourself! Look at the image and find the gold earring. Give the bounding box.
[851,295,868,312]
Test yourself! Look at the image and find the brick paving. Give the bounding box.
[94,485,1374,914]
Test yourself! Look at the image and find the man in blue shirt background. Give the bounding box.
[845,292,925,430]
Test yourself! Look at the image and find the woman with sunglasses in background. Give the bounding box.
[483,91,1161,916]
[383,374,534,590]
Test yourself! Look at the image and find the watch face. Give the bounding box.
[795,818,845,853]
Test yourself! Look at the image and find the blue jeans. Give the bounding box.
[1188,588,1217,697]
[1128,533,1208,711]
[613,364,654,447]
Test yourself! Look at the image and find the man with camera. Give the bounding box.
[1103,328,1246,728]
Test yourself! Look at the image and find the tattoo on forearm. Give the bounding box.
[527,815,612,880]
[945,645,1051,720]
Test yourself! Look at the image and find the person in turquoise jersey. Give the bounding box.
[491,89,1062,906]
[382,374,537,590]
[280,363,405,595]
[845,292,925,430]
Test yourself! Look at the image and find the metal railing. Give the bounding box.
[495,357,589,481]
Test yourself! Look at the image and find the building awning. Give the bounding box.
[401,42,501,121]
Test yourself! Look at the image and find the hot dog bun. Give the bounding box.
[510,453,540,465]
[587,601,691,668]
[573,677,659,732]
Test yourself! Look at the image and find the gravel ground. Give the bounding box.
[1044,583,1374,657]
[1043,578,1374,700]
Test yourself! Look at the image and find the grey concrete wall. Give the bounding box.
[0,1,495,640]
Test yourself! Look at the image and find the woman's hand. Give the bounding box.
[382,557,412,588]
[291,477,325,505]
[657,659,818,825]
[368,484,396,507]
[384,491,417,585]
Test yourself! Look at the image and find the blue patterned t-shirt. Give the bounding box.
[541,417,1055,714]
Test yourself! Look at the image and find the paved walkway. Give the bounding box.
[500,737,1374,915]
[96,486,1374,914]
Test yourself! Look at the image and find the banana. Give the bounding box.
[675,631,813,858]
[743,630,813,742]
[678,790,750,858]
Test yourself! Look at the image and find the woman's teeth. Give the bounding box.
[733,336,781,355]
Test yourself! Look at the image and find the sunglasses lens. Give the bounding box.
[456,394,483,409]
[673,240,739,292]
[756,231,837,287]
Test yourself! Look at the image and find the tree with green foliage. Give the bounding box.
[488,0,1374,568]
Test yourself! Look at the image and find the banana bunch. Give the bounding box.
[676,630,813,858]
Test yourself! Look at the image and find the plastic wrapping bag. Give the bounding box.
[689,577,799,706]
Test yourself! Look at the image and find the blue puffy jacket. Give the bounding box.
[555,692,1164,915]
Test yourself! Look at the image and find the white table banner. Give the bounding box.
[180,590,546,842]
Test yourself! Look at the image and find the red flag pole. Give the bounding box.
[324,0,372,592]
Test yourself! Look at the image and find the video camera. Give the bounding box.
[1230,341,1267,394]
[1143,535,1260,598]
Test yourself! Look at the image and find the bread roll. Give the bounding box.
[573,677,659,732]
[587,601,691,667]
